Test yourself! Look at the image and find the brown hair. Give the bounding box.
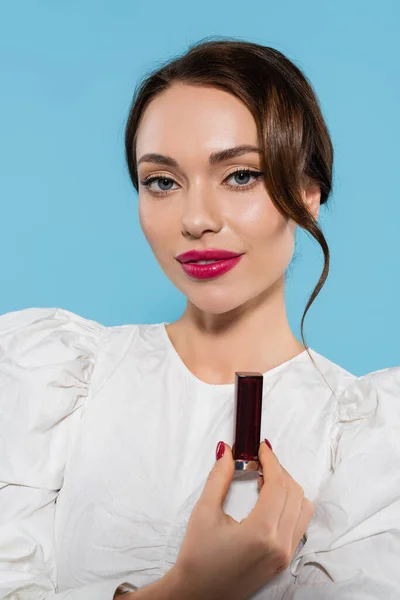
[124,36,333,352]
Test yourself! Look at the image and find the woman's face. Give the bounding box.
[135,83,298,315]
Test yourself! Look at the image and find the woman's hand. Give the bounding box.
[169,440,314,600]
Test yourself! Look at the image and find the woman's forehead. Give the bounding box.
[135,85,258,165]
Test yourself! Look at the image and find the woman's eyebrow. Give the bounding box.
[137,145,262,167]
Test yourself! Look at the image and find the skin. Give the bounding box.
[117,442,314,600]
[115,83,318,598]
[135,83,320,384]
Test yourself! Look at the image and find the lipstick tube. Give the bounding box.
[233,372,263,472]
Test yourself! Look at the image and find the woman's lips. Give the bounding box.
[178,255,243,280]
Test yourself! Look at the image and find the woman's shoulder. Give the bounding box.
[0,305,107,346]
[293,361,400,580]
[0,306,110,379]
[291,348,357,402]
[300,351,400,451]
[0,308,106,482]
[0,306,164,399]
[307,348,400,404]
[0,308,161,488]
[0,305,154,351]
[0,305,149,398]
[334,363,400,459]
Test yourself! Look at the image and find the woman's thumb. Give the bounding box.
[198,441,234,509]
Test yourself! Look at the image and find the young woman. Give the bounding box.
[1,38,399,600]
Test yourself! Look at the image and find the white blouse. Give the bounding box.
[1,307,400,599]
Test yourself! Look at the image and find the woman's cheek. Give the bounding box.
[139,203,163,245]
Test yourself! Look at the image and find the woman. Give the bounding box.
[1,38,399,600]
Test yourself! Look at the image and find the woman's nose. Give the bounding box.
[180,187,223,240]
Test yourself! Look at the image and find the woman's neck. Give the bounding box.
[165,290,305,385]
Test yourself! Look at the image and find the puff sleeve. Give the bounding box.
[284,366,400,599]
[0,307,137,599]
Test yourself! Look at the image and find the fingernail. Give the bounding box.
[264,438,273,451]
[216,441,225,460]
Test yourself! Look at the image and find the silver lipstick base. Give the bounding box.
[234,459,261,472]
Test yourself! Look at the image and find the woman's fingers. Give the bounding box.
[197,442,235,510]
[246,441,288,533]
[290,498,314,554]
[254,442,314,554]
[276,479,305,549]
[275,464,314,551]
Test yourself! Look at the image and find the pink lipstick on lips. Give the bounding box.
[233,372,264,473]
[175,248,243,280]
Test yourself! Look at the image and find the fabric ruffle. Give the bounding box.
[0,307,112,599]
[289,366,400,595]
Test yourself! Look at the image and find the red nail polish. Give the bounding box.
[264,438,272,451]
[216,441,225,460]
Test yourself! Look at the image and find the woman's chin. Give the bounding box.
[186,293,247,316]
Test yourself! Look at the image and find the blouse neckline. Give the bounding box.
[159,321,312,390]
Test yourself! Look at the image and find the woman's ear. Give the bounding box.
[303,179,321,220]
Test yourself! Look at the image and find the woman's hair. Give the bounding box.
[124,36,333,351]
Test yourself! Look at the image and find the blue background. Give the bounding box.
[0,1,398,376]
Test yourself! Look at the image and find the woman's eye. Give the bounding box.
[139,169,264,195]
[226,169,262,187]
[140,176,178,194]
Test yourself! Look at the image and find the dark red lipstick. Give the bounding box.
[175,248,243,280]
[233,372,263,472]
